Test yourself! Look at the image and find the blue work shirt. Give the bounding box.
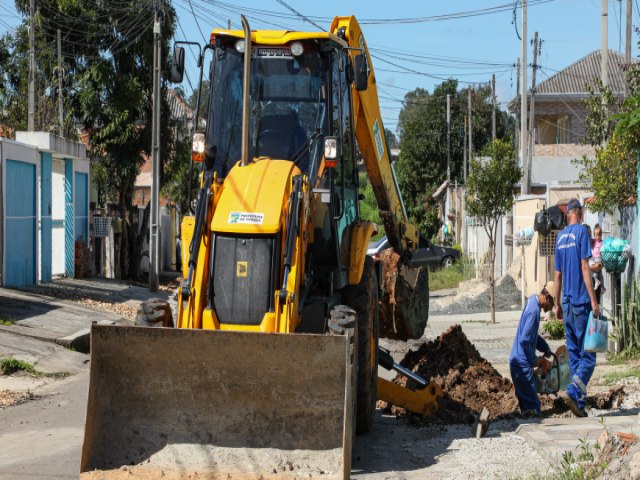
[509,295,550,368]
[555,223,591,305]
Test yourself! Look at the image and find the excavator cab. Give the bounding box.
[81,16,426,480]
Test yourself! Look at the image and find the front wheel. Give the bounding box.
[442,256,454,268]
[344,256,379,434]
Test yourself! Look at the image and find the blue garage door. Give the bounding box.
[5,160,36,287]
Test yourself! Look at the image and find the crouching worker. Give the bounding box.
[509,282,556,416]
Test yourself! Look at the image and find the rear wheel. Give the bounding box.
[344,256,379,434]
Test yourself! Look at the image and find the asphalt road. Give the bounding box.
[0,370,88,479]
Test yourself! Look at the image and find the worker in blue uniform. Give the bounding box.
[509,282,556,416]
[554,198,600,417]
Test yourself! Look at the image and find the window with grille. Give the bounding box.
[539,230,559,257]
[93,217,111,238]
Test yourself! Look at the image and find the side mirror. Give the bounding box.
[170,47,185,84]
[353,54,368,91]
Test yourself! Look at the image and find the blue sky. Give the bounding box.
[2,0,638,135]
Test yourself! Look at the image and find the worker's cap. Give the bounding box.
[567,198,582,212]
[543,281,556,303]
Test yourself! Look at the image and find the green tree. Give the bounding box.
[394,79,512,238]
[467,139,521,323]
[575,80,637,214]
[186,79,210,123]
[3,0,179,279]
[384,128,398,150]
[0,20,68,135]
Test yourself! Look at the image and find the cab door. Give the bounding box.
[331,50,358,278]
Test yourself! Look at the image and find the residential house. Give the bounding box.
[0,132,90,287]
[510,50,626,301]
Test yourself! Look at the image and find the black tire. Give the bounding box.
[441,255,454,268]
[135,298,173,327]
[344,256,379,434]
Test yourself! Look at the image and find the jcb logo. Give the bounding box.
[236,261,248,277]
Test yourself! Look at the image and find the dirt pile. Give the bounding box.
[381,325,519,423]
[378,248,429,340]
[540,385,626,415]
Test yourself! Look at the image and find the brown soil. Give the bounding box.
[539,384,626,415]
[379,324,628,424]
[378,249,429,340]
[380,325,520,423]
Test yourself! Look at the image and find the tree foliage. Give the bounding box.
[394,79,513,238]
[0,18,71,135]
[467,139,521,323]
[2,0,180,279]
[576,80,638,214]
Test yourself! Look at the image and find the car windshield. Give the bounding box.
[206,44,329,180]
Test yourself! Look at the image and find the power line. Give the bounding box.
[187,0,208,43]
[273,0,325,31]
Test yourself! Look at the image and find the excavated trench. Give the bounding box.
[379,325,626,424]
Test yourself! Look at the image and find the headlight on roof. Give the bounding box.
[290,41,304,57]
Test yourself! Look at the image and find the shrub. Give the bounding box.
[543,319,565,339]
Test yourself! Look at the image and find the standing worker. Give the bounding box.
[554,198,600,417]
[509,283,555,416]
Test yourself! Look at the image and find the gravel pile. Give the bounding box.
[430,275,522,315]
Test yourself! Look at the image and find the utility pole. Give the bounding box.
[527,32,539,189]
[56,29,64,136]
[462,117,467,254]
[491,73,496,141]
[467,86,472,175]
[149,3,161,292]
[602,0,609,88]
[625,0,632,97]
[520,0,528,195]
[28,0,35,131]
[515,58,520,151]
[446,94,451,182]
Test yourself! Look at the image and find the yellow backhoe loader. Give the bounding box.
[81,15,440,480]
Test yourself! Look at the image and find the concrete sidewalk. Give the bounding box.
[0,288,127,375]
[517,413,640,461]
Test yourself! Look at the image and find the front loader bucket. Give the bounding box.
[80,325,355,480]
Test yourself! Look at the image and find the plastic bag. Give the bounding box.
[583,311,608,353]
[601,237,629,253]
[546,205,567,230]
[534,209,552,236]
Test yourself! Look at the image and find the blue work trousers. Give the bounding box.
[510,362,540,414]
[563,302,596,410]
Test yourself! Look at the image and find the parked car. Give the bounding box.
[366,235,460,269]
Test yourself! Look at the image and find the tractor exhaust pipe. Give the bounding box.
[241,15,251,167]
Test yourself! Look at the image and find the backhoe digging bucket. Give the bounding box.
[80,325,355,480]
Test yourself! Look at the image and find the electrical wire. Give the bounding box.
[273,0,325,31]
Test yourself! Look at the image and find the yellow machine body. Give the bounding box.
[81,15,434,480]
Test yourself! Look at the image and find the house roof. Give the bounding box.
[535,50,626,96]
